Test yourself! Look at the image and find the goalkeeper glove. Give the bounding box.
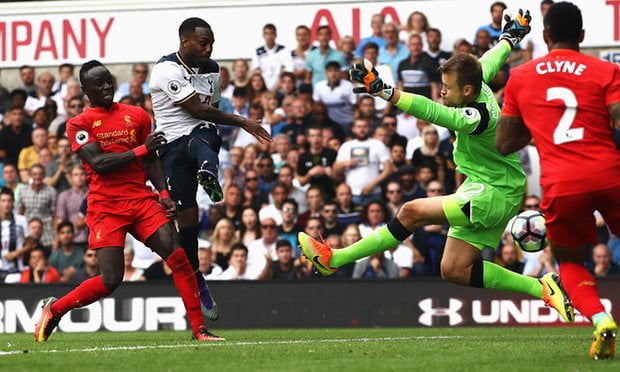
[499,8,532,48]
[349,59,394,101]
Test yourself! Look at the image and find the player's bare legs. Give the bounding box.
[35,247,123,342]
[178,207,218,320]
[145,222,223,340]
[551,243,616,359]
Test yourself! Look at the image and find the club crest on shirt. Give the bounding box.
[168,80,181,94]
[124,115,133,127]
[76,130,89,145]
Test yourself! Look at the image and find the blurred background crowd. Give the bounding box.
[1,0,619,285]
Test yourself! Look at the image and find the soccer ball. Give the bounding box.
[510,210,547,252]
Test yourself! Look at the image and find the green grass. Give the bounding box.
[0,327,617,371]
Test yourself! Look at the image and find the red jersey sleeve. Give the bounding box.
[501,70,521,117]
[66,116,97,152]
[605,64,620,106]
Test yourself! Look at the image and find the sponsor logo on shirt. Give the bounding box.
[92,120,102,129]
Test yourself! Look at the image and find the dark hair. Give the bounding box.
[271,182,288,194]
[232,86,248,98]
[79,60,105,85]
[28,217,43,226]
[19,65,33,72]
[7,104,24,113]
[428,28,442,37]
[9,89,27,100]
[439,53,482,96]
[56,220,74,233]
[276,239,292,250]
[249,102,264,114]
[0,187,14,201]
[68,95,84,103]
[179,17,211,37]
[322,200,338,210]
[230,242,248,255]
[363,41,380,52]
[280,71,295,81]
[325,61,341,70]
[490,1,507,12]
[305,124,322,135]
[59,63,74,71]
[541,0,555,6]
[317,25,331,34]
[282,198,298,211]
[360,200,392,226]
[29,163,45,173]
[544,2,582,44]
[296,25,310,32]
[263,23,276,32]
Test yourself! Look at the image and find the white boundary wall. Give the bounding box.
[0,0,618,68]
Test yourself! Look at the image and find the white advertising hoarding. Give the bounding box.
[0,0,618,67]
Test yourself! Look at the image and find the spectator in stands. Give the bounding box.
[24,72,55,116]
[398,34,440,100]
[119,246,143,282]
[335,182,361,225]
[298,186,323,228]
[296,125,336,199]
[198,246,223,279]
[314,60,356,132]
[32,107,51,130]
[278,199,302,255]
[210,218,238,271]
[425,28,452,68]
[222,146,245,190]
[334,118,394,205]
[353,252,399,279]
[266,183,288,215]
[17,164,56,248]
[453,38,474,55]
[20,246,60,283]
[247,216,279,279]
[2,165,25,205]
[220,66,234,99]
[247,73,268,105]
[115,63,150,100]
[522,195,542,211]
[339,35,356,67]
[358,200,391,238]
[292,25,315,86]
[474,1,506,45]
[48,221,83,282]
[44,137,77,193]
[0,106,32,166]
[244,169,269,211]
[237,207,261,247]
[499,234,525,274]
[280,98,309,145]
[18,127,49,182]
[416,163,435,189]
[356,95,380,128]
[361,42,394,116]
[524,247,557,278]
[399,165,426,201]
[378,22,409,83]
[71,249,99,284]
[399,11,430,49]
[0,187,29,279]
[263,95,286,136]
[277,164,306,212]
[54,95,84,138]
[51,63,75,99]
[305,25,346,86]
[252,24,293,91]
[269,239,304,280]
[128,78,146,107]
[37,147,53,169]
[389,141,408,174]
[356,14,386,57]
[276,72,296,104]
[257,154,277,192]
[385,180,405,217]
[590,244,620,277]
[215,243,253,280]
[55,164,88,249]
[321,200,346,237]
[217,184,244,229]
[19,65,37,96]
[304,216,324,241]
[438,130,460,193]
[373,125,390,146]
[232,59,250,88]
[412,125,444,182]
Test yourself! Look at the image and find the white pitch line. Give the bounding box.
[0,335,462,356]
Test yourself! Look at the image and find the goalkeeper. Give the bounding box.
[299,10,573,322]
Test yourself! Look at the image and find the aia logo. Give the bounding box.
[418,298,464,326]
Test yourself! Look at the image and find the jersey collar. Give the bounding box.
[87,103,118,113]
[176,52,196,74]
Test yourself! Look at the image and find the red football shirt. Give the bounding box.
[67,103,154,202]
[502,49,620,197]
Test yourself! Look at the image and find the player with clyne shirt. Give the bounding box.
[150,18,272,320]
[497,2,619,360]
[299,9,574,324]
[34,60,223,342]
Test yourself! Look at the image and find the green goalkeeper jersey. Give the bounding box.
[395,41,526,196]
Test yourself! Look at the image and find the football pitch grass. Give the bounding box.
[0,327,617,371]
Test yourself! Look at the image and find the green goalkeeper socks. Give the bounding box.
[473,260,543,298]
[329,220,410,268]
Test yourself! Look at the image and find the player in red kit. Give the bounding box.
[497,2,620,360]
[34,60,223,342]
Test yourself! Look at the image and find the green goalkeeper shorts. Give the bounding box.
[442,179,523,250]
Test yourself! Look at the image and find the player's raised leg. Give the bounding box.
[145,221,224,341]
[34,246,122,342]
[188,127,223,203]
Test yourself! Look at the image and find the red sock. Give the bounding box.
[50,276,112,318]
[166,248,203,334]
[558,262,605,320]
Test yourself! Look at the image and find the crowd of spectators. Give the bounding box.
[1,1,619,284]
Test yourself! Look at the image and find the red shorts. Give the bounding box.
[542,184,620,246]
[86,196,170,249]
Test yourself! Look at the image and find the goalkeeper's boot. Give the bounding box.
[590,316,617,360]
[298,232,336,276]
[197,170,223,202]
[192,326,225,341]
[540,272,574,323]
[34,297,60,342]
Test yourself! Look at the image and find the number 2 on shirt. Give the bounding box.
[547,87,584,145]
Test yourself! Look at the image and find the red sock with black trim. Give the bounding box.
[558,262,605,320]
[50,276,112,318]
[166,248,204,334]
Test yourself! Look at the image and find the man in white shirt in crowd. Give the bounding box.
[313,61,356,135]
[251,24,294,92]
